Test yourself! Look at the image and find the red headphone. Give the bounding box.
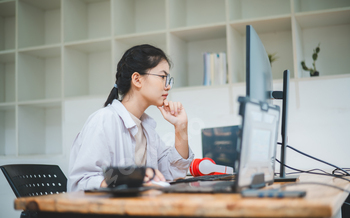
[189,158,234,177]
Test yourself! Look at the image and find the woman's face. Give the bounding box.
[141,60,171,107]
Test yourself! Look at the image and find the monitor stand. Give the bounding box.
[271,70,299,182]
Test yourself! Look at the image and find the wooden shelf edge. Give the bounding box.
[295,7,350,17]
[296,74,350,82]
[229,14,292,26]
[18,98,62,106]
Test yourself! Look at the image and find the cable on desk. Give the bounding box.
[275,159,350,183]
[333,168,350,176]
[274,182,350,194]
[277,142,350,176]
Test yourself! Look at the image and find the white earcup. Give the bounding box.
[198,159,234,174]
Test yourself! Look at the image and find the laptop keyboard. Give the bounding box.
[162,181,236,193]
[170,174,235,184]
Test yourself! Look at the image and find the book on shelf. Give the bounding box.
[203,52,227,86]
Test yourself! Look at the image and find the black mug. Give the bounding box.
[104,166,146,189]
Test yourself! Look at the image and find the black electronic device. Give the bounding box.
[171,174,235,184]
[201,125,240,170]
[246,25,298,182]
[241,189,306,198]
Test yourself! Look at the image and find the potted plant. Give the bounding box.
[301,43,320,77]
[268,52,279,67]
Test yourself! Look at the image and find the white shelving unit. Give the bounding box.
[229,15,294,81]
[0,104,16,156]
[0,0,15,52]
[18,101,62,155]
[64,0,111,43]
[64,39,112,97]
[228,0,291,21]
[169,25,227,87]
[18,0,61,49]
[0,0,349,157]
[114,0,166,35]
[169,0,226,29]
[18,46,61,101]
[0,52,15,103]
[293,7,350,78]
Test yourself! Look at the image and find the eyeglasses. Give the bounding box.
[145,73,174,88]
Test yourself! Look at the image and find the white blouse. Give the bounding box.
[67,99,194,192]
[128,111,147,166]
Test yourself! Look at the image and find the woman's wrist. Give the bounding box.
[175,123,188,140]
[175,123,189,159]
[174,121,188,130]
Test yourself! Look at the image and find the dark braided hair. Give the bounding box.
[104,44,171,107]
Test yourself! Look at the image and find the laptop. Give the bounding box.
[162,97,280,193]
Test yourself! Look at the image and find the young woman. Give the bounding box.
[68,44,194,192]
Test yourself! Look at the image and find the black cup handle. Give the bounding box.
[148,167,156,181]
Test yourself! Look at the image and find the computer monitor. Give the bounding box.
[245,25,297,182]
[246,25,273,104]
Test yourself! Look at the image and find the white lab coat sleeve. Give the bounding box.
[156,134,194,181]
[68,111,116,192]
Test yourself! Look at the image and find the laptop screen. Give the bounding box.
[236,98,280,190]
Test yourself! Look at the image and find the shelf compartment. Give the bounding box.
[228,0,291,21]
[0,1,15,51]
[64,0,111,43]
[113,0,166,36]
[295,8,350,29]
[0,52,15,103]
[294,0,350,13]
[18,46,62,101]
[114,32,167,70]
[169,0,226,29]
[64,40,112,97]
[18,102,61,155]
[18,0,61,48]
[0,104,16,156]
[169,25,227,88]
[229,16,294,82]
[294,10,350,78]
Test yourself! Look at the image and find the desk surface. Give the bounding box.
[14,174,349,218]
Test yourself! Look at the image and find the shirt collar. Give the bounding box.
[110,99,157,130]
[128,111,141,126]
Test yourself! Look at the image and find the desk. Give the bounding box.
[14,174,349,218]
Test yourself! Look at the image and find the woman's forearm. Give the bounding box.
[175,123,189,159]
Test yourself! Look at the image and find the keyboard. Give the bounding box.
[170,174,236,184]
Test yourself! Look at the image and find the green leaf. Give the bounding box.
[301,61,309,71]
[312,53,318,61]
[316,46,320,53]
[316,43,321,53]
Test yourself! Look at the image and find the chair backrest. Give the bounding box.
[0,164,67,197]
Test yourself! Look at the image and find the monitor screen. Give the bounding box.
[246,25,273,103]
[201,126,239,170]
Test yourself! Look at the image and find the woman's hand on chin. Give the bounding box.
[157,100,188,127]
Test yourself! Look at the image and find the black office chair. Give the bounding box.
[0,164,67,218]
